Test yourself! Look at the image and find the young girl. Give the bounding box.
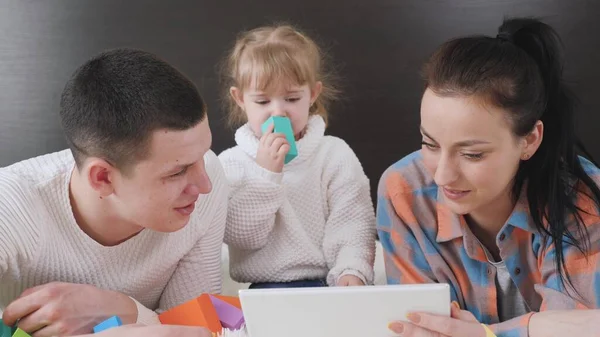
[377,17,600,337]
[218,24,376,288]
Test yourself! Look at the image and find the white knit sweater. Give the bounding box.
[218,116,376,286]
[0,149,228,325]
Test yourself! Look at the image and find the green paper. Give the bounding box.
[261,116,298,164]
[11,328,30,337]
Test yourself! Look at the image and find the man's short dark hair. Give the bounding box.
[59,48,206,172]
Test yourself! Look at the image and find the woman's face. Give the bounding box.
[419,88,540,220]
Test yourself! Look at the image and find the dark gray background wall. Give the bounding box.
[1,0,598,202]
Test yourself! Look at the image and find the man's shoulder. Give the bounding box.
[0,169,34,211]
[0,150,73,225]
[204,150,226,186]
[1,150,74,186]
[217,145,248,166]
[200,149,229,204]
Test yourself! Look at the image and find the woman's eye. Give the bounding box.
[463,152,484,160]
[421,141,438,150]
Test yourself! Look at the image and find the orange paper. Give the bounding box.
[159,294,222,333]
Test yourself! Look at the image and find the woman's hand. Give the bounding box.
[389,303,600,337]
[388,302,488,337]
[528,309,600,337]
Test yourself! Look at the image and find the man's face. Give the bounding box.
[110,118,213,232]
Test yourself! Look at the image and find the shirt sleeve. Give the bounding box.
[219,150,286,250]
[322,142,376,285]
[0,171,39,283]
[376,166,440,285]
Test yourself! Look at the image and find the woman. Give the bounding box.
[377,17,600,337]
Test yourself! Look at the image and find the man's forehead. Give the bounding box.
[153,119,210,146]
[139,120,212,170]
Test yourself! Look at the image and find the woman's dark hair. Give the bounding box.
[423,17,600,293]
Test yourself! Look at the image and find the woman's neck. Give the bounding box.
[466,187,516,261]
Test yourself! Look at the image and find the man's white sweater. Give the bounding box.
[219,116,376,286]
[0,149,227,324]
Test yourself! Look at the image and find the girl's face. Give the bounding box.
[231,81,322,139]
[419,88,542,224]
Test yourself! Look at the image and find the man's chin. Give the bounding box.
[151,218,190,233]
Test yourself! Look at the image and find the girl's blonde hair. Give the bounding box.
[220,24,339,127]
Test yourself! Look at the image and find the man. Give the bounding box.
[0,48,227,336]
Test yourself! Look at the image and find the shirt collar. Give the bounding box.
[435,184,538,262]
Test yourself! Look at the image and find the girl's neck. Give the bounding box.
[295,127,307,141]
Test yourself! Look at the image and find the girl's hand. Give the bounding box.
[256,122,290,173]
[388,302,488,337]
[336,275,365,286]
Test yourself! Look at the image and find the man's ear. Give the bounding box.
[85,158,118,198]
[230,86,245,110]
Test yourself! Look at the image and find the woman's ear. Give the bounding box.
[521,120,544,160]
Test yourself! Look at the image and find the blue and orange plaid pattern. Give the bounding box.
[377,150,600,337]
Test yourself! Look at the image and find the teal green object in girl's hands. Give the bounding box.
[261,116,298,164]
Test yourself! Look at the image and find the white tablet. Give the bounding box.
[239,283,450,337]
